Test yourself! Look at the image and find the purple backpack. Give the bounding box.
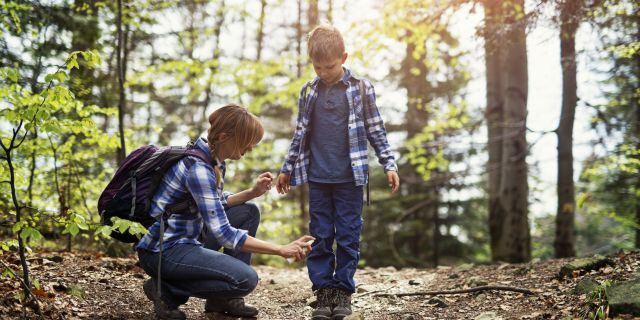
[98,142,209,243]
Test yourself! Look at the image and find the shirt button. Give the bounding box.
[351,163,355,166]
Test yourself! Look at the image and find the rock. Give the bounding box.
[455,263,474,272]
[558,254,613,279]
[344,311,364,320]
[427,297,447,308]
[474,311,503,320]
[467,276,488,287]
[408,279,421,285]
[607,278,640,316]
[573,278,599,295]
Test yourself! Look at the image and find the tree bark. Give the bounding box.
[554,0,580,258]
[116,0,126,164]
[307,0,319,31]
[256,0,266,61]
[484,0,530,263]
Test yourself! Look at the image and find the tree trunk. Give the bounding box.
[308,0,319,30]
[256,0,266,61]
[116,0,126,164]
[296,0,302,77]
[554,0,580,258]
[485,0,530,263]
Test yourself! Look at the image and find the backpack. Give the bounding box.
[98,141,209,243]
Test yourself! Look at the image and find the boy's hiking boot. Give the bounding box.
[311,287,333,320]
[143,278,186,320]
[204,298,259,317]
[331,288,352,320]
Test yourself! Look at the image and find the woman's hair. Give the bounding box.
[206,104,263,186]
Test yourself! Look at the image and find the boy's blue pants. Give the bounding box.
[307,181,363,293]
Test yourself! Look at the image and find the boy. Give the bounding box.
[276,24,399,320]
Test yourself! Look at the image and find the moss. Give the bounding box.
[607,279,640,316]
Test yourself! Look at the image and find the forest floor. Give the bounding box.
[0,249,639,320]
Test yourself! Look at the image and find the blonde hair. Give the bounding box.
[206,104,264,187]
[307,24,345,62]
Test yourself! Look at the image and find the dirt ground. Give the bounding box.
[0,249,638,319]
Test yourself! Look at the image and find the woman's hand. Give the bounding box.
[276,173,291,194]
[278,235,315,261]
[250,172,273,197]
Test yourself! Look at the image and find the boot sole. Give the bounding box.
[205,312,257,320]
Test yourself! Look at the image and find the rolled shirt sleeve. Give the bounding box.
[185,161,248,250]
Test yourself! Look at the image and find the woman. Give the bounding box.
[136,104,314,320]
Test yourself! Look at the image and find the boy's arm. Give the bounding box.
[361,80,398,173]
[280,84,309,175]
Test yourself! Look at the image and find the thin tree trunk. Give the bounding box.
[116,0,126,164]
[256,0,266,61]
[308,0,319,30]
[485,0,530,262]
[484,0,506,261]
[327,0,333,23]
[296,0,302,77]
[555,0,579,258]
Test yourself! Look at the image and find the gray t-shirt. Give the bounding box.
[308,81,354,183]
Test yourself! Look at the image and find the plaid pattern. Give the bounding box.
[280,68,397,186]
[136,138,247,252]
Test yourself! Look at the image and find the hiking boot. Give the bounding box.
[143,278,186,320]
[312,287,333,320]
[331,288,352,320]
[204,298,259,317]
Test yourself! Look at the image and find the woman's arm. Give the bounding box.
[241,235,315,260]
[226,172,273,207]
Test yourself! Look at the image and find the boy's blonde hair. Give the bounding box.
[307,24,345,62]
[207,104,263,186]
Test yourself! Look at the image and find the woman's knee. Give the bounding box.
[234,264,259,294]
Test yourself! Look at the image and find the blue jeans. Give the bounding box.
[307,182,363,293]
[137,203,261,308]
[202,203,261,265]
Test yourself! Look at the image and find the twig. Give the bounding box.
[0,259,45,319]
[373,285,536,297]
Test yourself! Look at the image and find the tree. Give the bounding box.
[554,0,582,258]
[484,0,530,262]
[580,0,639,249]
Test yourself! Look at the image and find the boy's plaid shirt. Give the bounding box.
[280,68,397,186]
[136,138,247,253]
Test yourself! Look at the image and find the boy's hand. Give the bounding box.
[387,171,400,193]
[250,172,273,197]
[276,173,291,194]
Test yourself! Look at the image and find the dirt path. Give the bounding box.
[0,250,638,319]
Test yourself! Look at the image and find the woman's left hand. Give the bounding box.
[250,172,273,197]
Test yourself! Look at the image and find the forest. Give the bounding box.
[0,0,638,319]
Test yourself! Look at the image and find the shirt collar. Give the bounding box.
[310,67,358,88]
[195,137,222,167]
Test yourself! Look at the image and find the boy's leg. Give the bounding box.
[202,202,261,265]
[307,182,336,291]
[332,182,364,292]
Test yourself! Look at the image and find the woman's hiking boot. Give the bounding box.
[331,288,352,320]
[204,298,258,317]
[143,278,186,320]
[312,287,333,320]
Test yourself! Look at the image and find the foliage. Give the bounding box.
[578,0,639,245]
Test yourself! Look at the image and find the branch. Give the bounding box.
[374,285,536,297]
[0,259,45,319]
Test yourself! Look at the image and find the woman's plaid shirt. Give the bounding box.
[280,68,397,186]
[136,138,247,252]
